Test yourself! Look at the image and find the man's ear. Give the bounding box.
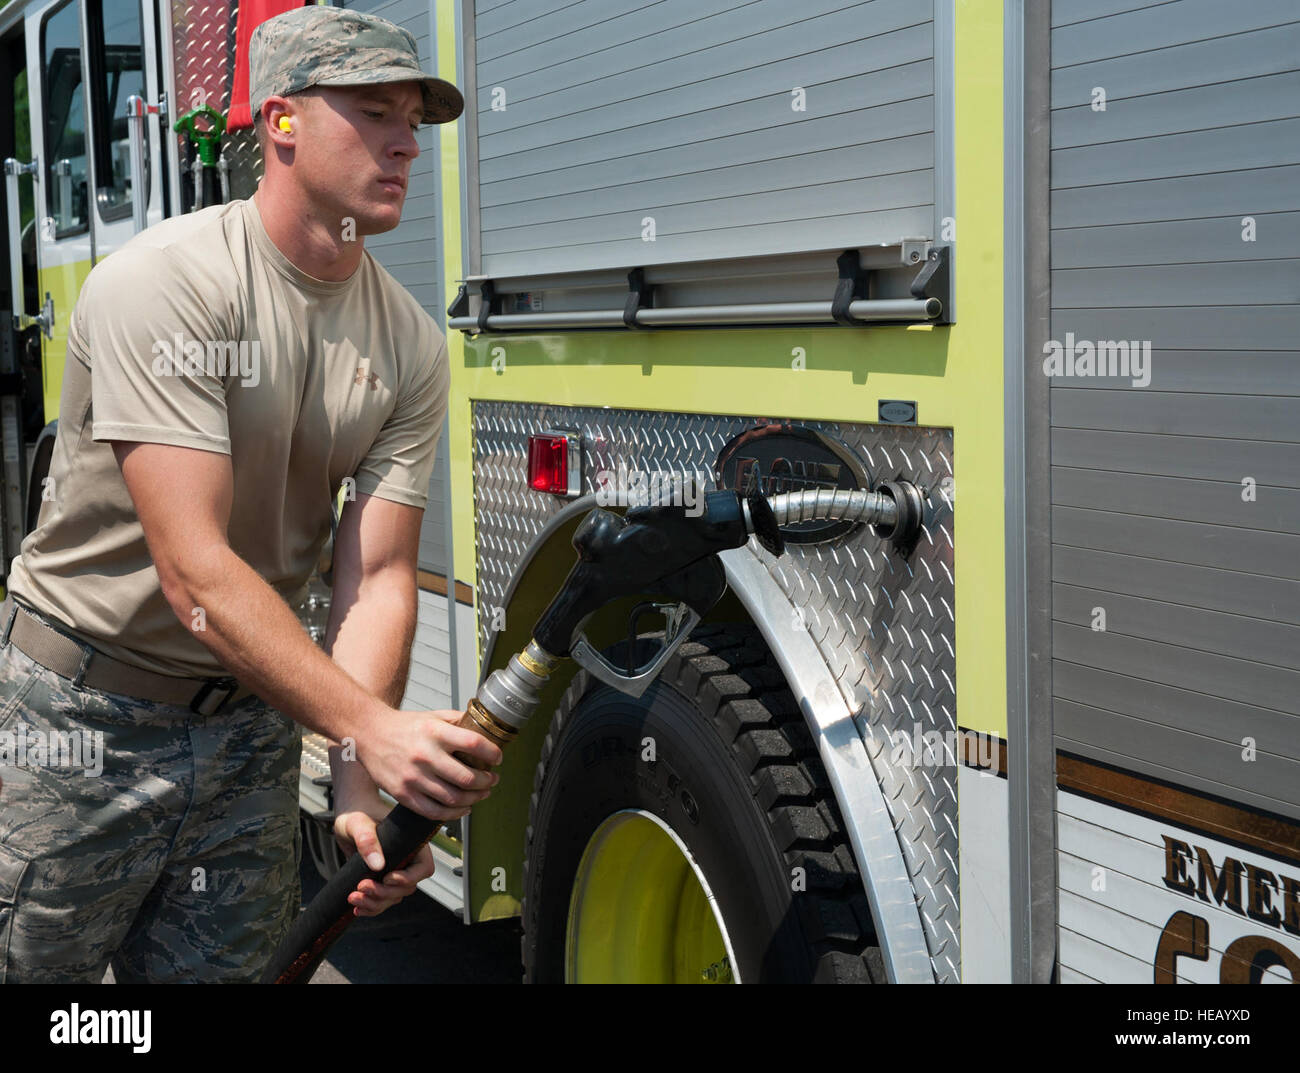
[262,98,297,148]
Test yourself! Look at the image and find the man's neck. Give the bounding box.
[252,186,364,282]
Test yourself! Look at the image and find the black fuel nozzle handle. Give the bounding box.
[534,490,768,656]
[656,556,729,619]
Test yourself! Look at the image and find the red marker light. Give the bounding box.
[528,433,571,495]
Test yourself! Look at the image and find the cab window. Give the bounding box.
[87,0,145,220]
[40,0,88,237]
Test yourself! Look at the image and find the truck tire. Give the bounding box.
[521,623,885,983]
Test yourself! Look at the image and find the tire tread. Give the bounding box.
[522,623,884,984]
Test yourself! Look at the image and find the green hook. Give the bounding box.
[172,104,227,167]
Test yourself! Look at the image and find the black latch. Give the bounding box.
[909,246,952,324]
[477,278,499,332]
[831,250,870,326]
[446,282,470,321]
[624,267,653,328]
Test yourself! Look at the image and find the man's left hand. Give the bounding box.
[332,796,437,917]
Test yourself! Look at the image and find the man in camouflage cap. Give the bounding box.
[249,5,463,129]
[0,5,496,983]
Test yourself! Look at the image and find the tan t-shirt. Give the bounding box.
[7,196,448,677]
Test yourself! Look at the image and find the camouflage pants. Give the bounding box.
[0,637,301,983]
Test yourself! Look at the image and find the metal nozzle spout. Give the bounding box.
[764,488,900,529]
[756,482,923,550]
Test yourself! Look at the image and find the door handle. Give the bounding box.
[33,293,54,339]
[3,158,51,338]
[126,95,163,234]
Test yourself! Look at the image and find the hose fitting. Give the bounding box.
[476,639,560,729]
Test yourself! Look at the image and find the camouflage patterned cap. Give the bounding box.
[249,6,464,126]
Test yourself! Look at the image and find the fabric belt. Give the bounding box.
[0,594,258,716]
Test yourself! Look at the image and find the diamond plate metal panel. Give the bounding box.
[473,402,959,983]
[169,0,263,203]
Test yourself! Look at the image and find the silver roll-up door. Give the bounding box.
[1046,1,1300,984]
[468,0,942,278]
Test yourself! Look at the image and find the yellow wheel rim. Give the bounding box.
[566,810,737,983]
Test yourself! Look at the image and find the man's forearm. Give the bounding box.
[323,571,419,801]
[166,544,388,744]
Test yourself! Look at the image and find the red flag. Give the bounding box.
[226,0,306,131]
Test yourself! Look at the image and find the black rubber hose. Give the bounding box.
[260,804,438,984]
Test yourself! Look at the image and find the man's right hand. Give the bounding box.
[352,707,503,821]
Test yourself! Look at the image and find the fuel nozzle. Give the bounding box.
[527,481,923,695]
[533,490,766,658]
[491,490,770,698]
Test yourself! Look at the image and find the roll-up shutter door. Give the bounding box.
[471,0,940,277]
[1047,1,1300,983]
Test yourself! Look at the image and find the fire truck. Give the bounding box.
[1,0,1297,983]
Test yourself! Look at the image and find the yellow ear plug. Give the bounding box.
[278,117,292,133]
